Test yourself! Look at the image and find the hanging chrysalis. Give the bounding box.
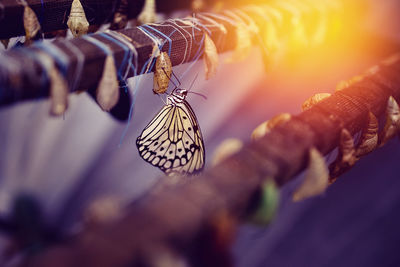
[192,0,205,13]
[335,75,364,92]
[153,52,172,94]
[204,33,219,80]
[329,129,357,183]
[301,93,331,111]
[1,39,9,49]
[96,55,120,111]
[379,96,400,146]
[292,147,329,202]
[212,138,243,166]
[355,112,378,157]
[110,0,128,30]
[226,23,252,63]
[67,0,90,37]
[138,0,157,25]
[84,195,122,226]
[37,52,69,116]
[247,180,279,226]
[23,4,41,45]
[251,113,291,142]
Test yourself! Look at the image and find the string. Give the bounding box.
[61,40,85,92]
[98,32,131,79]
[105,31,138,79]
[142,24,173,57]
[119,27,178,146]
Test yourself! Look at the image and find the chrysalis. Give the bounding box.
[138,0,157,25]
[248,180,279,226]
[204,33,219,80]
[84,195,122,226]
[329,129,357,183]
[1,39,9,49]
[226,23,252,63]
[37,52,69,116]
[23,5,41,44]
[379,96,400,146]
[301,93,331,111]
[251,113,291,142]
[292,147,329,202]
[335,75,364,91]
[110,0,128,30]
[355,112,378,157]
[96,55,120,111]
[67,0,90,37]
[192,0,205,13]
[153,52,172,94]
[212,138,243,166]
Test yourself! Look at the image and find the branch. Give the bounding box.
[25,55,400,267]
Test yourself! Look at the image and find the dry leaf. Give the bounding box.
[204,33,219,80]
[138,0,157,24]
[293,147,329,202]
[153,52,172,94]
[67,0,89,37]
[302,93,331,111]
[329,129,357,183]
[225,23,252,63]
[251,113,291,141]
[355,112,378,157]
[96,55,120,111]
[379,96,400,146]
[23,5,41,44]
[212,138,243,166]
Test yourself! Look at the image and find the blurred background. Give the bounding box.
[0,0,400,266]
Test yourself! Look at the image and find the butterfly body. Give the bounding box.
[137,89,205,175]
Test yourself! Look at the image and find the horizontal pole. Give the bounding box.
[25,55,400,267]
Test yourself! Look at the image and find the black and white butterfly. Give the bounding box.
[136,76,205,176]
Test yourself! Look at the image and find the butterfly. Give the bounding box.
[136,84,205,176]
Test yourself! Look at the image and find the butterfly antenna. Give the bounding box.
[158,94,167,105]
[171,70,182,87]
[188,91,207,100]
[161,67,178,89]
[188,73,198,92]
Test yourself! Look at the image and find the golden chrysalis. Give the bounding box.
[138,0,157,24]
[110,0,128,30]
[329,129,357,183]
[96,55,120,111]
[301,93,331,111]
[212,138,243,166]
[23,5,41,44]
[292,147,329,202]
[379,96,400,146]
[37,52,69,116]
[153,52,172,94]
[67,0,90,37]
[204,33,219,80]
[1,39,9,49]
[355,112,378,157]
[251,113,291,142]
[225,23,252,63]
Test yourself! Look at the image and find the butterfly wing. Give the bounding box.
[136,101,205,175]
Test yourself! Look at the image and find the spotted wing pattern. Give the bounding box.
[136,101,205,175]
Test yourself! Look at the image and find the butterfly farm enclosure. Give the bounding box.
[0,0,400,266]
